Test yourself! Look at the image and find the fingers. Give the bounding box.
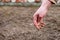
[33,14,42,30]
[38,22,45,27]
[35,25,41,30]
[33,14,38,26]
[34,21,45,30]
[33,14,45,30]
[41,22,45,27]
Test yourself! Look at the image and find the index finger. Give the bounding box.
[33,14,40,30]
[33,14,38,26]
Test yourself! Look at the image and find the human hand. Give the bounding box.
[33,13,45,30]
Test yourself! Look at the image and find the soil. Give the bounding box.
[0,6,60,40]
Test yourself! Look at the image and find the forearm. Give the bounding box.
[33,0,54,29]
[41,0,52,10]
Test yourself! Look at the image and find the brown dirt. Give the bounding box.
[0,6,60,40]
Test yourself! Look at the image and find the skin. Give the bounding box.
[33,0,53,30]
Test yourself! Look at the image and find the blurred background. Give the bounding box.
[0,0,41,6]
[1,0,41,3]
[0,0,60,40]
[0,0,60,6]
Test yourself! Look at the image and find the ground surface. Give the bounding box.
[0,6,60,40]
